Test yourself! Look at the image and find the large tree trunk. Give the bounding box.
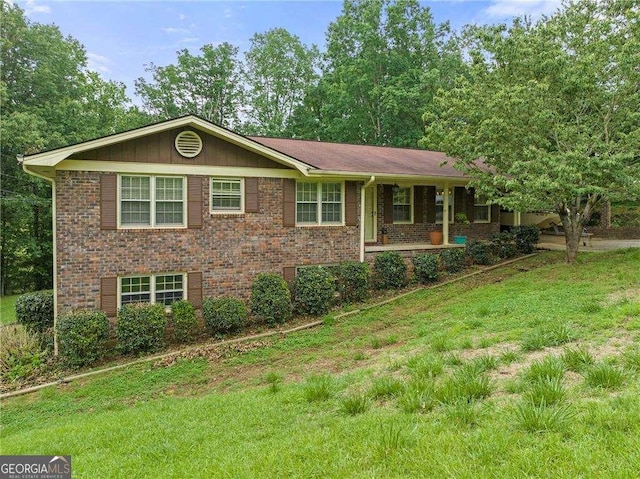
[557,195,599,264]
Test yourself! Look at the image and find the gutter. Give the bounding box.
[360,176,376,262]
[21,157,58,356]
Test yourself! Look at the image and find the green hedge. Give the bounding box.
[373,251,408,289]
[513,225,541,254]
[171,300,198,343]
[293,267,336,316]
[116,303,167,355]
[251,273,292,326]
[15,291,54,335]
[439,248,466,273]
[203,297,247,334]
[412,253,440,283]
[466,240,494,265]
[332,261,370,304]
[57,310,110,368]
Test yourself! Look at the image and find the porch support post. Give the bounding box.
[360,176,375,262]
[514,211,521,227]
[443,183,450,245]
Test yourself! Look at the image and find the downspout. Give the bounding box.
[20,159,58,356]
[360,176,376,262]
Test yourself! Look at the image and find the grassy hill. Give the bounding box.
[2,249,639,478]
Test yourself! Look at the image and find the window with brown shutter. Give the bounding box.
[345,181,358,226]
[383,185,393,224]
[187,272,202,308]
[101,277,118,316]
[454,187,466,219]
[426,186,436,223]
[188,176,203,229]
[245,177,259,213]
[466,187,476,223]
[283,179,296,227]
[414,186,425,224]
[100,174,117,230]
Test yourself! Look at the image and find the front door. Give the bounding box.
[364,186,377,242]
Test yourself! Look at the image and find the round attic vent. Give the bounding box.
[175,130,203,158]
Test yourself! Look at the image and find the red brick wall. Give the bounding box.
[55,171,361,314]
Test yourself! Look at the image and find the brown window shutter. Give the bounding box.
[414,186,424,224]
[345,181,358,226]
[245,177,259,213]
[283,266,296,283]
[283,179,296,227]
[187,272,203,308]
[426,186,436,223]
[383,185,393,224]
[491,203,500,223]
[100,174,117,230]
[466,187,475,223]
[187,176,203,229]
[454,187,465,219]
[101,277,117,317]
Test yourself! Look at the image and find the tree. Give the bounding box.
[135,43,244,128]
[422,0,640,263]
[242,28,320,137]
[297,0,465,146]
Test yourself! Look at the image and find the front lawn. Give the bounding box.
[2,249,639,477]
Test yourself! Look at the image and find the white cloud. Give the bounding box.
[87,52,112,73]
[178,13,187,21]
[24,0,51,14]
[484,0,561,19]
[162,27,190,34]
[179,37,200,44]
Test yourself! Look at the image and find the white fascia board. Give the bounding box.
[306,169,469,185]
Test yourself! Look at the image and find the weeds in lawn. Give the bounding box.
[524,377,565,406]
[521,356,565,384]
[303,374,336,402]
[340,392,371,416]
[513,401,575,433]
[499,350,522,365]
[436,367,492,404]
[376,423,408,458]
[444,399,487,427]
[431,334,453,353]
[444,353,464,366]
[561,346,594,373]
[397,380,436,413]
[369,375,404,399]
[520,330,548,352]
[468,354,499,374]
[584,362,626,389]
[621,347,640,372]
[264,371,283,393]
[406,354,444,379]
[546,323,576,346]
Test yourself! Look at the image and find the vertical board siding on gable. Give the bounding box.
[414,186,425,224]
[187,272,203,308]
[426,186,436,223]
[101,277,118,316]
[245,177,259,213]
[100,173,117,230]
[345,181,358,226]
[283,178,296,227]
[187,176,203,229]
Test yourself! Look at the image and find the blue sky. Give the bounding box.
[16,0,563,104]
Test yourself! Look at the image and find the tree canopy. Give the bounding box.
[422,0,640,262]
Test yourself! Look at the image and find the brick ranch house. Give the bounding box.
[21,115,501,320]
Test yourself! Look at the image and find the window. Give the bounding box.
[120,175,185,227]
[474,194,491,222]
[120,273,185,307]
[211,178,243,212]
[435,189,454,224]
[296,182,343,225]
[393,186,412,223]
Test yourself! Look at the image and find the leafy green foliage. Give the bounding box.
[466,240,494,265]
[489,231,518,260]
[332,261,371,304]
[439,249,466,273]
[412,253,439,284]
[202,297,247,335]
[56,310,109,368]
[373,251,408,289]
[14,290,53,335]
[0,324,47,382]
[170,300,198,343]
[116,303,167,355]
[292,266,336,316]
[250,273,292,326]
[513,225,541,254]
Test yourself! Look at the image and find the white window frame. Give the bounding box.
[118,174,186,229]
[474,194,491,223]
[210,177,244,214]
[435,189,454,224]
[118,273,187,308]
[392,186,413,224]
[295,181,345,226]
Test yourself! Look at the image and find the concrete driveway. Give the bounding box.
[538,234,640,252]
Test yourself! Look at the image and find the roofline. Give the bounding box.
[306,169,469,183]
[22,115,314,178]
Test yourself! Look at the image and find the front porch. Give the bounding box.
[365,242,465,253]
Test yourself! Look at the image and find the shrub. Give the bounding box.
[333,261,370,304]
[292,266,336,316]
[202,296,247,334]
[0,324,48,382]
[15,290,54,335]
[439,248,466,273]
[513,225,541,254]
[412,253,439,284]
[373,251,407,289]
[250,273,292,326]
[490,231,518,259]
[116,303,167,355]
[57,310,110,368]
[466,240,494,265]
[171,300,198,343]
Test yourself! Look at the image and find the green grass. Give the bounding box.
[0,294,19,324]
[2,249,640,477]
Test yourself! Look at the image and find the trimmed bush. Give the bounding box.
[171,300,198,343]
[15,290,54,335]
[466,240,494,265]
[203,296,247,334]
[57,309,109,368]
[439,248,466,273]
[412,253,439,284]
[251,273,292,326]
[116,303,167,355]
[490,231,518,259]
[333,261,370,304]
[293,266,336,316]
[373,251,408,289]
[513,225,541,254]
